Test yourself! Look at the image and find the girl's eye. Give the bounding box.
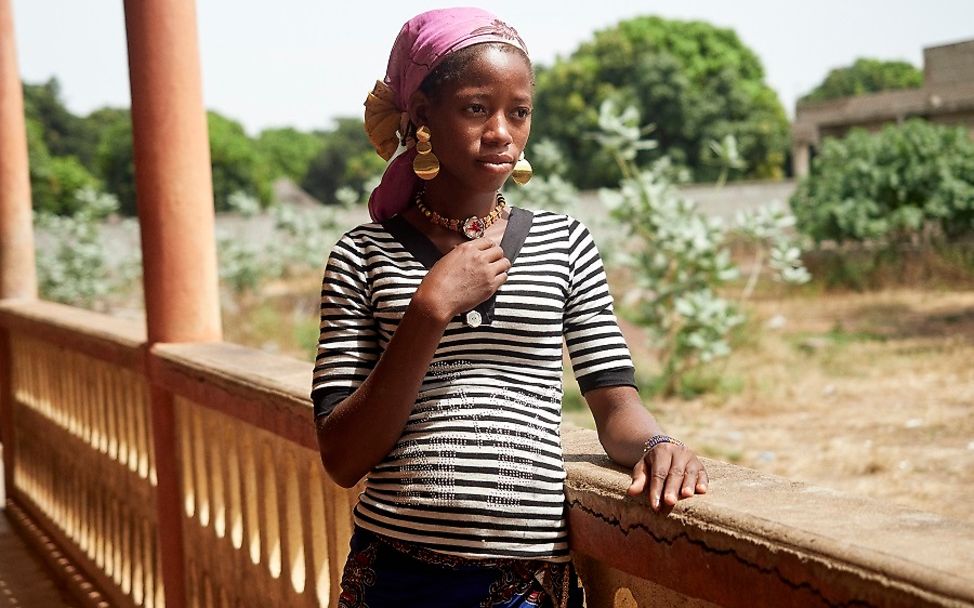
[513,107,532,119]
[467,104,487,115]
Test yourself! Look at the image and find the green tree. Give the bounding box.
[208,111,273,211]
[23,78,101,171]
[95,116,138,215]
[301,118,385,204]
[790,119,974,244]
[256,127,326,181]
[533,16,789,188]
[800,58,922,104]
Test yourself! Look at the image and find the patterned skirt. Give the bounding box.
[338,526,585,608]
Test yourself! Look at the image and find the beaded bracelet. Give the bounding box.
[642,434,685,455]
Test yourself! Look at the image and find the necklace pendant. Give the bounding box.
[461,216,486,239]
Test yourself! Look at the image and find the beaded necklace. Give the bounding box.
[413,189,506,239]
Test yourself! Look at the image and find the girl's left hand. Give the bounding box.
[627,443,709,511]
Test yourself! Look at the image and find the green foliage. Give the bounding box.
[22,81,117,216]
[598,100,808,396]
[217,193,346,295]
[208,112,273,211]
[35,188,136,308]
[301,118,386,204]
[801,58,922,104]
[33,156,101,216]
[533,15,789,188]
[95,115,138,215]
[256,127,326,181]
[23,78,100,170]
[790,120,974,244]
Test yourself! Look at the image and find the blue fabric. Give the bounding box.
[338,527,584,608]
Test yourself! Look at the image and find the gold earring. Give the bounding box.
[512,151,533,185]
[412,125,440,180]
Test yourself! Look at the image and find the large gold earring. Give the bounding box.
[512,152,533,185]
[412,126,440,180]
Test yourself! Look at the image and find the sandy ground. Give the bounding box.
[567,289,974,524]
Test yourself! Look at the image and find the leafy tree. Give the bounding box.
[790,119,974,244]
[96,116,138,215]
[23,78,101,171]
[800,58,922,104]
[207,111,273,211]
[301,118,385,204]
[533,16,789,188]
[256,127,326,181]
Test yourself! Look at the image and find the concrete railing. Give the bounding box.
[1,299,972,607]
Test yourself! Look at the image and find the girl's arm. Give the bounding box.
[585,385,709,511]
[315,237,510,488]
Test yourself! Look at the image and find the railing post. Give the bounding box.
[0,0,37,301]
[123,1,223,607]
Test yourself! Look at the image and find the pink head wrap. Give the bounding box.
[364,8,529,222]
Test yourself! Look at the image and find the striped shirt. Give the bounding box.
[311,207,636,561]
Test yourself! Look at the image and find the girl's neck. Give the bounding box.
[420,181,500,220]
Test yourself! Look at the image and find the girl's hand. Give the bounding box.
[627,443,709,511]
[415,238,510,321]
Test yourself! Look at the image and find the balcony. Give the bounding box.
[2,300,972,607]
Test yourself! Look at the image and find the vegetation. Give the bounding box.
[34,188,139,309]
[790,120,974,245]
[800,58,923,104]
[21,77,381,215]
[596,100,808,395]
[299,118,386,204]
[532,16,790,188]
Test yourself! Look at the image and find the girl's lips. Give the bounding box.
[476,160,514,174]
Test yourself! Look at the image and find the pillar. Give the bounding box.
[792,142,811,178]
[124,2,222,606]
[0,0,37,301]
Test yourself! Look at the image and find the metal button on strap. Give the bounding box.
[465,310,482,328]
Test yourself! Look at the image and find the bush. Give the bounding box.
[791,120,974,244]
[800,58,922,104]
[597,100,808,396]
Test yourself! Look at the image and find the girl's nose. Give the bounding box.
[483,113,514,146]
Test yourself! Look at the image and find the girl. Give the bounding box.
[312,8,708,607]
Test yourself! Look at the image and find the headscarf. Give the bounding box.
[364,8,529,222]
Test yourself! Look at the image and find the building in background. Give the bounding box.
[792,38,974,177]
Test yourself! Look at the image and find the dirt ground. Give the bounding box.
[566,289,974,524]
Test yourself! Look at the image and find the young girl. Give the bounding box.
[312,8,708,607]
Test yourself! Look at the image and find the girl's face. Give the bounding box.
[417,46,533,195]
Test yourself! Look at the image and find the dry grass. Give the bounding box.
[567,289,974,523]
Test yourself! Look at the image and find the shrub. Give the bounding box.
[791,120,974,244]
[597,100,808,396]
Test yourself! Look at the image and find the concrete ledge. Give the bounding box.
[0,299,146,370]
[149,341,316,451]
[562,426,974,607]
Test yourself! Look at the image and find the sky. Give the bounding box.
[10,1,974,136]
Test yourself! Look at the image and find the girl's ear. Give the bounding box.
[408,90,432,127]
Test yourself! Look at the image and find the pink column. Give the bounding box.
[0,0,37,301]
[123,2,223,607]
[124,0,221,345]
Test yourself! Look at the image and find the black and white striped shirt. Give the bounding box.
[312,207,636,561]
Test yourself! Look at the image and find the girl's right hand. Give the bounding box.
[414,238,511,322]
